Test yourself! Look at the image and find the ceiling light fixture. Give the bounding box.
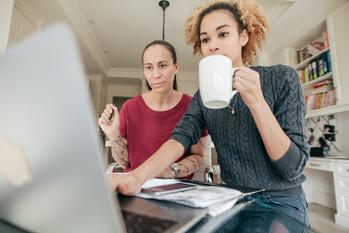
[158,0,170,40]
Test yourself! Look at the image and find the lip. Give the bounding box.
[152,82,165,86]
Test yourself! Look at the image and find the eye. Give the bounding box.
[200,37,209,44]
[159,63,168,69]
[218,32,229,38]
[145,66,152,70]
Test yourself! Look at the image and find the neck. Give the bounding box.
[144,89,182,111]
[233,58,244,68]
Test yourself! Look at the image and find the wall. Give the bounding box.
[106,78,142,103]
[88,73,105,117]
[8,0,42,47]
[176,71,199,96]
[0,0,14,54]
[336,111,349,155]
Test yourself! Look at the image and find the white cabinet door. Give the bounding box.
[327,2,349,106]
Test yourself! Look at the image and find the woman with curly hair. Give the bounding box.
[108,0,309,226]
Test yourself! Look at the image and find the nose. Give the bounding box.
[152,67,161,79]
[208,40,219,54]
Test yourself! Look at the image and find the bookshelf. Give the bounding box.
[270,2,349,119]
[295,47,329,70]
[287,1,349,119]
[305,104,349,119]
[301,72,332,90]
[292,23,335,117]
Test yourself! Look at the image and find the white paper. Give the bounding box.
[138,179,264,216]
[138,179,243,216]
[208,198,239,217]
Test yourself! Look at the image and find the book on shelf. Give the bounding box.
[312,79,333,88]
[311,61,318,79]
[322,31,329,49]
[305,89,336,111]
[297,45,320,62]
[303,80,333,97]
[298,50,332,85]
[296,31,328,64]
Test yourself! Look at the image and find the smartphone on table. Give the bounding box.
[141,183,197,196]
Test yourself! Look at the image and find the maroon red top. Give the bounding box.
[119,94,207,178]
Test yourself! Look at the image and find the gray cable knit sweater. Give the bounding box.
[171,64,310,193]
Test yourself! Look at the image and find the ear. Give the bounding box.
[174,62,180,74]
[240,29,249,47]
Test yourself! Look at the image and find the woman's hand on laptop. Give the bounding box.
[98,104,120,140]
[107,172,143,195]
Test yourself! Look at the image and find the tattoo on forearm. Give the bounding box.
[177,154,203,177]
[110,137,129,167]
[188,157,199,170]
[179,163,190,177]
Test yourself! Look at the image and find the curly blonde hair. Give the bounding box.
[185,0,269,65]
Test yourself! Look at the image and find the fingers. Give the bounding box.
[99,104,119,125]
[110,104,118,112]
[105,104,114,121]
[106,173,140,196]
[98,117,109,126]
[98,112,111,126]
[117,181,139,196]
[234,68,258,83]
[233,67,260,92]
[107,173,127,193]
[117,183,130,195]
[106,104,119,114]
[106,173,119,190]
[233,74,249,90]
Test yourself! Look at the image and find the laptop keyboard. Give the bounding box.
[122,210,177,233]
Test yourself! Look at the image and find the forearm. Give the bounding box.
[250,100,291,161]
[157,153,203,178]
[157,136,207,178]
[177,154,203,177]
[133,139,184,183]
[110,136,129,168]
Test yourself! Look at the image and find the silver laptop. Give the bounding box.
[0,23,207,233]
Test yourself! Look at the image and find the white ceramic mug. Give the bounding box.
[199,55,238,109]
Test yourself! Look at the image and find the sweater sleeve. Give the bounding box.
[171,91,207,151]
[269,65,310,181]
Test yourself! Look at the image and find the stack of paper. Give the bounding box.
[137,179,244,217]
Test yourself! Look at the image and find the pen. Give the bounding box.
[109,108,114,122]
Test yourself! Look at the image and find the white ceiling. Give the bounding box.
[24,0,347,75]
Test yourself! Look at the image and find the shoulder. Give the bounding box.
[120,95,142,111]
[254,65,300,93]
[176,93,193,110]
[256,64,298,82]
[182,93,192,103]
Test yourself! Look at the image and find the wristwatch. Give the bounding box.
[170,163,181,177]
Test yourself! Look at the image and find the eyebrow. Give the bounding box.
[200,24,230,36]
[144,60,168,66]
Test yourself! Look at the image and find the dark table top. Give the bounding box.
[188,200,311,233]
[0,196,312,233]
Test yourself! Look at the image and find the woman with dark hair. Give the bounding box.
[98,40,208,179]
